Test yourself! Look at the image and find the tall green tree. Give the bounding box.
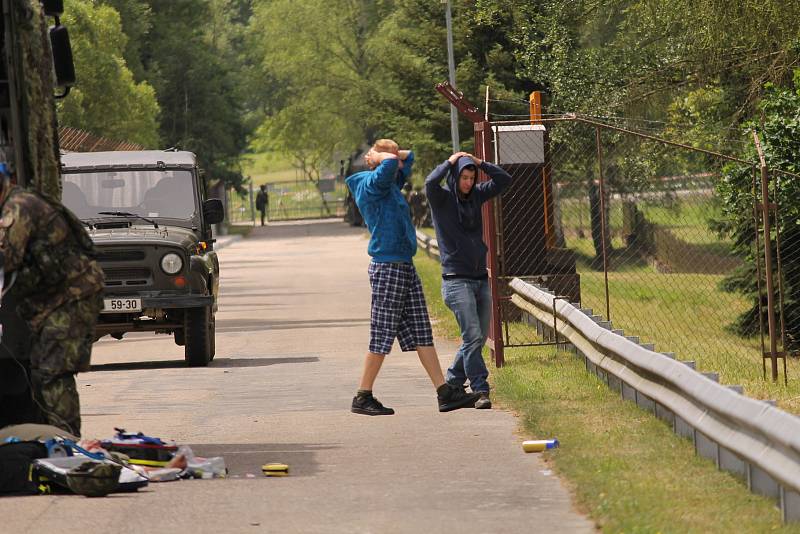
[103,0,251,189]
[99,0,152,82]
[715,72,800,348]
[57,0,159,147]
[248,0,390,180]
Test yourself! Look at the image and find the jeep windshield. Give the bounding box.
[61,169,196,221]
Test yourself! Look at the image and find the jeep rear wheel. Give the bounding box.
[185,306,212,367]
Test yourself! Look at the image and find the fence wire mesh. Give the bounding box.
[489,117,800,406]
[227,178,348,223]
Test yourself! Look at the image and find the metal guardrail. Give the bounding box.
[416,229,439,259]
[508,277,800,523]
[415,224,800,520]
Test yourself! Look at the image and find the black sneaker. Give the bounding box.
[351,393,395,416]
[474,392,492,409]
[438,384,480,412]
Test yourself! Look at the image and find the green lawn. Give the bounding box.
[572,251,800,412]
[559,192,731,250]
[414,252,800,533]
[241,151,299,185]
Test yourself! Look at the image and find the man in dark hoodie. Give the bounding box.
[425,151,512,409]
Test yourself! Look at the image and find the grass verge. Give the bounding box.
[415,252,800,533]
[241,151,298,184]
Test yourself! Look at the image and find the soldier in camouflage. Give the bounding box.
[0,174,103,437]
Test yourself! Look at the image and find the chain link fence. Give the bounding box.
[488,116,800,404]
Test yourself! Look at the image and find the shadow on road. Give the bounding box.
[89,356,319,372]
[190,442,338,478]
[245,219,365,241]
[218,289,323,298]
[211,356,319,368]
[215,318,368,333]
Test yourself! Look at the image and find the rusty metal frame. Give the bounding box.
[753,131,787,383]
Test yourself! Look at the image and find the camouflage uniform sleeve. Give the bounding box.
[0,200,31,273]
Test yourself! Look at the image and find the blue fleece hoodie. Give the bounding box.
[346,152,416,263]
[425,156,511,277]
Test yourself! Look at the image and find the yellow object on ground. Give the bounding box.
[522,439,559,453]
[262,463,289,477]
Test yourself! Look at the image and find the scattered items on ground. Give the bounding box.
[262,463,289,477]
[0,424,233,498]
[522,439,559,453]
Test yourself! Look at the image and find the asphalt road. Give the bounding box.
[1,219,594,533]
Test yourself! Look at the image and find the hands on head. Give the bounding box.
[447,151,482,166]
[365,146,408,170]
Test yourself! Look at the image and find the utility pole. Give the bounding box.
[443,0,459,152]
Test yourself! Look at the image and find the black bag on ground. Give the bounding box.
[0,441,47,495]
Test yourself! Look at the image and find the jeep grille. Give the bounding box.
[96,250,146,262]
[103,267,152,287]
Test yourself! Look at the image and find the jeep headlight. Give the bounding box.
[160,252,183,275]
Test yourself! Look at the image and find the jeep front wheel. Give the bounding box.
[185,306,212,367]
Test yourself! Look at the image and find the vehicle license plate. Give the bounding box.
[102,297,142,313]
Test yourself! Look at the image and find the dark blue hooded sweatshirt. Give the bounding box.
[425,156,511,277]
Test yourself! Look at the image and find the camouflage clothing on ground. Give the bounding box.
[0,185,104,436]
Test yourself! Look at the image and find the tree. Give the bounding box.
[370,0,536,172]
[57,0,159,147]
[248,0,390,181]
[99,0,152,82]
[117,0,252,189]
[716,71,800,350]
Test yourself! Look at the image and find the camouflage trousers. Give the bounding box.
[29,294,102,437]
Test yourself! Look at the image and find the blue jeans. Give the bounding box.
[442,278,491,393]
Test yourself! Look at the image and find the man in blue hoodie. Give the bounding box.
[346,139,480,416]
[425,151,512,409]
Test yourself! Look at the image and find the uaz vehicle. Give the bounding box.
[60,150,224,366]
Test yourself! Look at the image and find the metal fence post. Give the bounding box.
[752,131,780,382]
[595,127,611,321]
[476,120,505,367]
[752,167,767,380]
[249,181,256,226]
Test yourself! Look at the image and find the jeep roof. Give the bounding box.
[61,150,197,171]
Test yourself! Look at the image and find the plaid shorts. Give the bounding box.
[368,261,434,354]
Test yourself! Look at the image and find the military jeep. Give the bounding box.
[60,150,225,367]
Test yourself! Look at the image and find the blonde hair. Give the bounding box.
[372,138,399,154]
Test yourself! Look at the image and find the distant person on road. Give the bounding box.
[345,139,480,416]
[255,185,269,226]
[425,151,511,409]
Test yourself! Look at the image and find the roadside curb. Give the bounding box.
[214,234,243,251]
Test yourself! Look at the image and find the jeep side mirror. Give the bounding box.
[49,24,76,97]
[203,198,224,225]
